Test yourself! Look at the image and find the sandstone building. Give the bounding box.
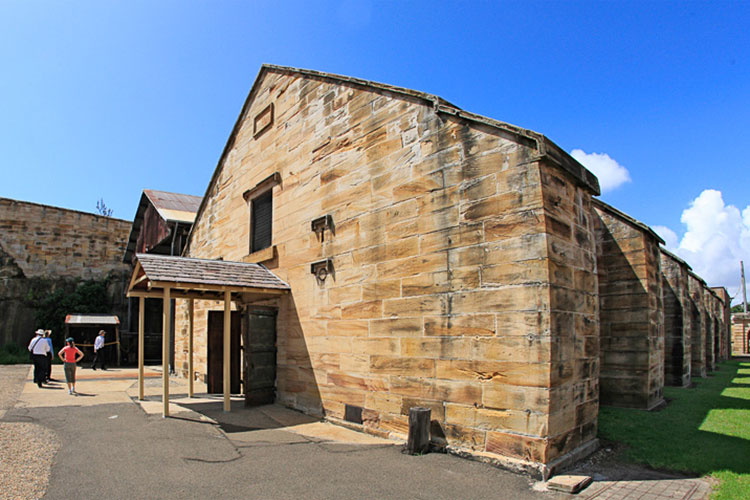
[121,190,201,363]
[732,313,749,355]
[146,64,604,476]
[0,197,131,347]
[592,199,665,409]
[125,64,733,477]
[660,249,692,387]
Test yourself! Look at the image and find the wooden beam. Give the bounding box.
[138,296,145,401]
[150,281,288,295]
[128,289,287,302]
[188,298,194,398]
[126,261,144,293]
[115,326,121,367]
[128,290,227,301]
[163,286,171,418]
[133,274,149,286]
[223,290,231,412]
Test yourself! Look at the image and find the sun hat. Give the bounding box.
[35,329,44,335]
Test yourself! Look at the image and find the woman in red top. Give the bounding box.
[58,338,84,395]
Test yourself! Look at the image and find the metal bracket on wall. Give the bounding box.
[310,259,333,282]
[311,214,333,241]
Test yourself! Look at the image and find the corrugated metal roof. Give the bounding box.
[123,189,203,264]
[65,314,120,325]
[143,190,202,223]
[134,254,290,290]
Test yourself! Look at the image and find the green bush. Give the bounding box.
[0,342,31,365]
[29,278,112,350]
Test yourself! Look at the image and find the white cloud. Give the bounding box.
[653,225,679,249]
[570,149,631,193]
[659,189,750,300]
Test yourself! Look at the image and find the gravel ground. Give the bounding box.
[0,365,61,500]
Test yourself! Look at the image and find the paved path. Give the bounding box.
[4,365,559,499]
[2,365,712,499]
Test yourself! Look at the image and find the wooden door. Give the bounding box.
[207,311,241,394]
[244,308,277,406]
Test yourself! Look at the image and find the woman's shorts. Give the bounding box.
[64,362,76,384]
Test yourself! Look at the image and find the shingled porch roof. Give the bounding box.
[127,253,290,302]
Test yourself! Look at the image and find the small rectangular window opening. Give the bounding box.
[251,190,273,253]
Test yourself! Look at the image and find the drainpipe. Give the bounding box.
[170,222,180,256]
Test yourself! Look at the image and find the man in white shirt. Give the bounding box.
[28,329,51,388]
[91,330,106,370]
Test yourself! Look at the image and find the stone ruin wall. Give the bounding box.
[660,251,691,387]
[0,198,131,346]
[593,203,664,410]
[176,68,601,470]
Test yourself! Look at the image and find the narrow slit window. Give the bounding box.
[251,190,273,252]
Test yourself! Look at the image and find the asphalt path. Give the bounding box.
[4,369,562,500]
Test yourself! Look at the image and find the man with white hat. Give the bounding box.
[28,329,51,388]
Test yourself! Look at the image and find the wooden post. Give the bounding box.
[188,298,194,398]
[163,286,171,418]
[115,326,121,367]
[138,296,145,401]
[223,290,231,412]
[407,407,431,455]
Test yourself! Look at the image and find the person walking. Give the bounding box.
[91,330,106,370]
[58,338,84,395]
[43,330,54,383]
[28,329,50,388]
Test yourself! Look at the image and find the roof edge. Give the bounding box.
[0,196,131,224]
[592,198,665,245]
[659,247,692,271]
[184,64,601,253]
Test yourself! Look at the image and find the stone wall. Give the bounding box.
[0,198,131,346]
[688,273,707,378]
[174,67,600,471]
[731,313,749,355]
[703,289,716,372]
[593,201,664,409]
[660,250,691,387]
[711,288,729,360]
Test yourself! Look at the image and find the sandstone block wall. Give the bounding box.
[711,287,732,362]
[731,314,749,355]
[593,201,664,409]
[711,287,730,360]
[174,67,600,469]
[0,198,131,346]
[703,289,716,372]
[688,273,707,378]
[660,250,691,387]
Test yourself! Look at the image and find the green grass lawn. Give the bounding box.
[598,358,750,499]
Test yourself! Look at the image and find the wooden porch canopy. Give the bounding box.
[126,253,290,417]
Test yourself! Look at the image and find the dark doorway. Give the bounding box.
[244,308,277,406]
[207,311,241,394]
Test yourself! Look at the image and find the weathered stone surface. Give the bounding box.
[732,313,750,355]
[594,201,664,409]
[547,475,593,494]
[0,198,131,346]
[688,274,708,378]
[173,66,603,468]
[660,250,692,387]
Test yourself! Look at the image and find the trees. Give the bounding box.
[96,198,113,217]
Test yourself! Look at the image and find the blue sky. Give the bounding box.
[1,1,749,296]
